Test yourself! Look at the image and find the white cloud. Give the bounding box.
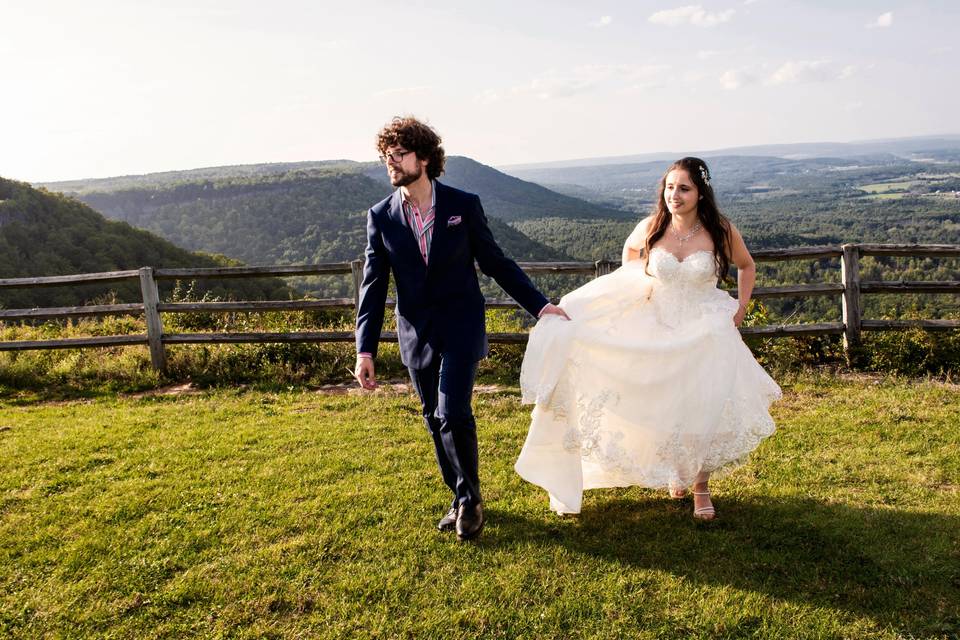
[838,65,858,80]
[474,89,501,105]
[719,69,757,90]
[371,86,431,98]
[518,64,671,99]
[719,70,742,90]
[522,70,602,100]
[767,60,832,85]
[742,0,760,4]
[648,5,735,27]
[845,101,864,112]
[765,60,858,85]
[591,15,613,28]
[866,11,893,29]
[697,49,721,59]
[616,64,673,93]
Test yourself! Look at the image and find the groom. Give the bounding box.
[354,116,567,540]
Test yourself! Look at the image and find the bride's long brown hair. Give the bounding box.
[644,157,732,281]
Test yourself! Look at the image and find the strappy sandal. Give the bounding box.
[669,486,688,499]
[692,490,716,521]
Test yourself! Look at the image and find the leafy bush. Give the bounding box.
[741,300,845,373]
[1,298,957,398]
[862,326,960,377]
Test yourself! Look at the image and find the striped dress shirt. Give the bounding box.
[401,181,437,265]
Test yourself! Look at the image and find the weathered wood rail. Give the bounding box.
[0,243,957,371]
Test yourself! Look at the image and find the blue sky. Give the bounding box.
[2,0,957,181]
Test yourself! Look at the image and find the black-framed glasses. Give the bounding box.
[379,149,413,164]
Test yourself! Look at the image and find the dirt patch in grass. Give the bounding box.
[129,382,202,398]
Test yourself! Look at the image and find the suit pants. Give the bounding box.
[408,352,481,509]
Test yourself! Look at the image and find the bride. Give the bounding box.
[515,157,781,519]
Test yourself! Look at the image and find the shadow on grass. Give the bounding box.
[486,495,960,638]
[0,383,120,405]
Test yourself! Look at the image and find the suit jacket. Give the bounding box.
[355,181,548,369]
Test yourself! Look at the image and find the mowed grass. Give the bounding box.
[1,374,958,639]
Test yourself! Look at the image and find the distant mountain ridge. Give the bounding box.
[44,160,360,194]
[500,148,960,218]
[35,139,960,278]
[41,157,592,269]
[422,157,631,222]
[44,155,631,222]
[500,134,960,171]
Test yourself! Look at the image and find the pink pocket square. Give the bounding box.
[447,215,462,226]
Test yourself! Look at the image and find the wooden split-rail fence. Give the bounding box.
[0,243,957,371]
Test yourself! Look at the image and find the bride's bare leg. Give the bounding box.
[692,471,715,520]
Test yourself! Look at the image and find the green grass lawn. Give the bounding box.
[858,181,915,194]
[1,374,958,639]
[858,181,914,200]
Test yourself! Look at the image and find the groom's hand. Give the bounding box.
[355,356,377,390]
[539,303,571,320]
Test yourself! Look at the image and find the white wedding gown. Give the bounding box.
[515,248,781,514]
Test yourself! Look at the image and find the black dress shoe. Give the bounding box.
[437,507,457,532]
[455,503,484,541]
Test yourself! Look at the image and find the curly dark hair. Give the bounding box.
[375,116,446,180]
[644,157,732,281]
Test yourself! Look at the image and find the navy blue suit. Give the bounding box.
[356,181,548,508]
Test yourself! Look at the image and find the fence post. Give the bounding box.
[139,267,167,372]
[594,260,616,278]
[841,243,862,367]
[350,259,364,317]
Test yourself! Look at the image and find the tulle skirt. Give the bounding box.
[515,260,781,514]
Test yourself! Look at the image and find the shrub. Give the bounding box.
[862,326,960,377]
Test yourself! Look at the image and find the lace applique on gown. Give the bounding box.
[515,248,781,514]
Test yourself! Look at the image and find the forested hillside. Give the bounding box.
[34,146,960,323]
[45,160,581,268]
[0,177,288,309]
[427,156,632,222]
[75,171,388,265]
[60,167,571,267]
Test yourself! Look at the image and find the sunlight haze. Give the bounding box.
[2,0,957,182]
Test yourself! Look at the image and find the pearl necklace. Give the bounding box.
[671,221,702,245]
